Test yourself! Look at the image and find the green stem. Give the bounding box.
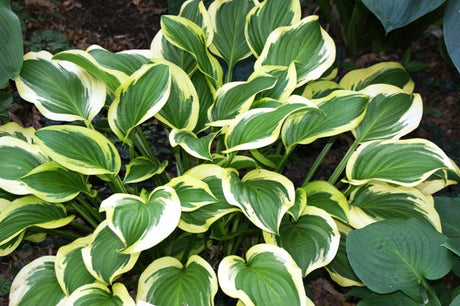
[302,136,338,187]
[226,214,241,255]
[225,62,234,83]
[173,146,184,176]
[69,221,94,233]
[275,146,295,173]
[110,174,127,193]
[70,201,99,229]
[328,139,360,185]
[75,196,103,222]
[133,127,170,185]
[181,234,196,264]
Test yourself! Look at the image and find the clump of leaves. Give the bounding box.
[1,0,460,305]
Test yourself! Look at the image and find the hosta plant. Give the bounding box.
[1,0,460,305]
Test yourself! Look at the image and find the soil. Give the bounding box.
[1,0,459,305]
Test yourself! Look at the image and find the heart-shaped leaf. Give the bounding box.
[66,283,135,306]
[264,206,340,276]
[218,244,311,306]
[100,187,181,254]
[137,255,217,306]
[222,169,295,234]
[347,218,452,301]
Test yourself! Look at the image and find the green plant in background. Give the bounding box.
[315,0,460,74]
[1,0,460,305]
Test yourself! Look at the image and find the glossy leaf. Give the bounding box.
[339,62,414,93]
[353,84,422,142]
[179,0,214,44]
[301,181,349,223]
[179,165,239,233]
[0,0,23,88]
[9,256,66,306]
[253,64,297,102]
[282,91,368,148]
[108,62,171,142]
[35,125,121,176]
[21,161,93,203]
[100,187,181,254]
[218,244,312,306]
[0,136,49,195]
[16,51,106,125]
[224,98,318,153]
[348,182,442,231]
[161,15,223,88]
[222,169,295,234]
[166,175,216,211]
[208,0,255,68]
[169,129,216,161]
[0,195,73,246]
[137,255,218,306]
[346,139,460,187]
[81,221,140,284]
[362,0,446,33]
[254,15,335,87]
[264,206,340,276]
[190,70,215,132]
[66,283,135,306]
[123,158,168,184]
[55,236,97,295]
[208,74,276,126]
[347,218,452,300]
[245,0,301,57]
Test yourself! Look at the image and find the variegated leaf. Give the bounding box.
[218,244,312,306]
[0,121,35,143]
[161,15,223,88]
[222,169,295,234]
[21,161,93,203]
[0,231,24,256]
[169,129,216,161]
[155,60,199,130]
[353,84,423,142]
[179,164,239,233]
[9,256,66,306]
[264,206,340,276]
[339,62,414,93]
[0,195,73,246]
[301,181,349,223]
[245,0,301,57]
[123,157,168,184]
[224,98,318,153]
[81,221,140,284]
[416,167,460,195]
[0,136,49,195]
[100,187,181,254]
[55,236,97,296]
[208,74,276,127]
[254,15,335,87]
[179,0,214,44]
[35,125,121,176]
[346,139,460,187]
[253,63,297,102]
[108,61,171,142]
[16,51,106,125]
[302,80,342,99]
[137,255,218,306]
[66,283,135,306]
[166,175,217,211]
[190,70,215,133]
[348,182,442,231]
[287,188,307,221]
[281,91,368,149]
[208,0,256,69]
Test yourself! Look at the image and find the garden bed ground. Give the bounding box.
[1,0,459,305]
